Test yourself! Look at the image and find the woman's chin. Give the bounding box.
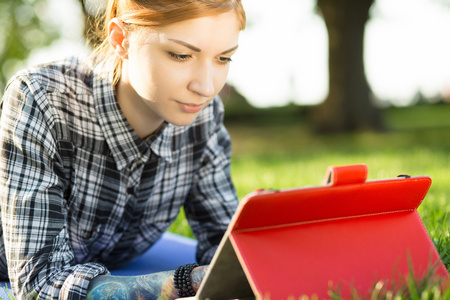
[167,114,199,127]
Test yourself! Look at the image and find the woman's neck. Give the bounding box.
[115,78,164,139]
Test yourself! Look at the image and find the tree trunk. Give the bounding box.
[312,0,384,133]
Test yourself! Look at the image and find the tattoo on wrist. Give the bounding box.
[191,266,208,291]
[87,270,177,300]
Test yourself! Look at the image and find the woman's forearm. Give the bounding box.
[86,266,208,300]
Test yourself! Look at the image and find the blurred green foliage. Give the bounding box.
[0,0,59,96]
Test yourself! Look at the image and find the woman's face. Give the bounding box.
[121,10,241,130]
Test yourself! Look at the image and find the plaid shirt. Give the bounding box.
[0,56,238,299]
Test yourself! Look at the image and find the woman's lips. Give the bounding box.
[176,101,204,113]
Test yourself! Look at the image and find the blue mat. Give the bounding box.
[0,232,197,299]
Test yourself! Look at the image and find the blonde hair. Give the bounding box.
[91,0,246,84]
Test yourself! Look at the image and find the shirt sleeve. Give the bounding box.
[0,75,108,300]
[183,97,239,265]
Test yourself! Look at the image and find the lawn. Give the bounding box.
[169,103,450,286]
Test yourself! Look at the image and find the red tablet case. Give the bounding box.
[196,164,448,300]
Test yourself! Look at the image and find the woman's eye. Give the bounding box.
[168,52,192,62]
[218,57,232,64]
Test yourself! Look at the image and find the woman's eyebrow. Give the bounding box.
[220,45,239,55]
[168,39,201,52]
[168,39,239,55]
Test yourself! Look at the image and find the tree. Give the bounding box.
[311,0,384,133]
[0,0,59,97]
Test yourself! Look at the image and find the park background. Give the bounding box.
[1,0,450,297]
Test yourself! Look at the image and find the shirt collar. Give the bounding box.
[92,61,173,169]
[144,122,174,163]
[92,61,149,170]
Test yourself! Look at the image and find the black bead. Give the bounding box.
[174,263,199,298]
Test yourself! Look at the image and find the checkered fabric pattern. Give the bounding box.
[0,56,238,299]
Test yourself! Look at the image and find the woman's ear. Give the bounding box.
[108,18,129,59]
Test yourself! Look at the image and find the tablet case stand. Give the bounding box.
[195,164,448,299]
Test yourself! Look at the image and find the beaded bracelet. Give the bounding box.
[174,263,199,297]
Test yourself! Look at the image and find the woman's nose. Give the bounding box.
[188,62,215,98]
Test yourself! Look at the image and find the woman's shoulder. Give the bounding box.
[7,56,94,97]
[3,56,102,140]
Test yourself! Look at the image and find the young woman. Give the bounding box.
[0,0,246,299]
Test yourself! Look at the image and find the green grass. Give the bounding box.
[168,103,450,297]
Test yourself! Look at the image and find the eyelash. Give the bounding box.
[169,52,192,62]
[219,57,233,65]
[168,52,232,65]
